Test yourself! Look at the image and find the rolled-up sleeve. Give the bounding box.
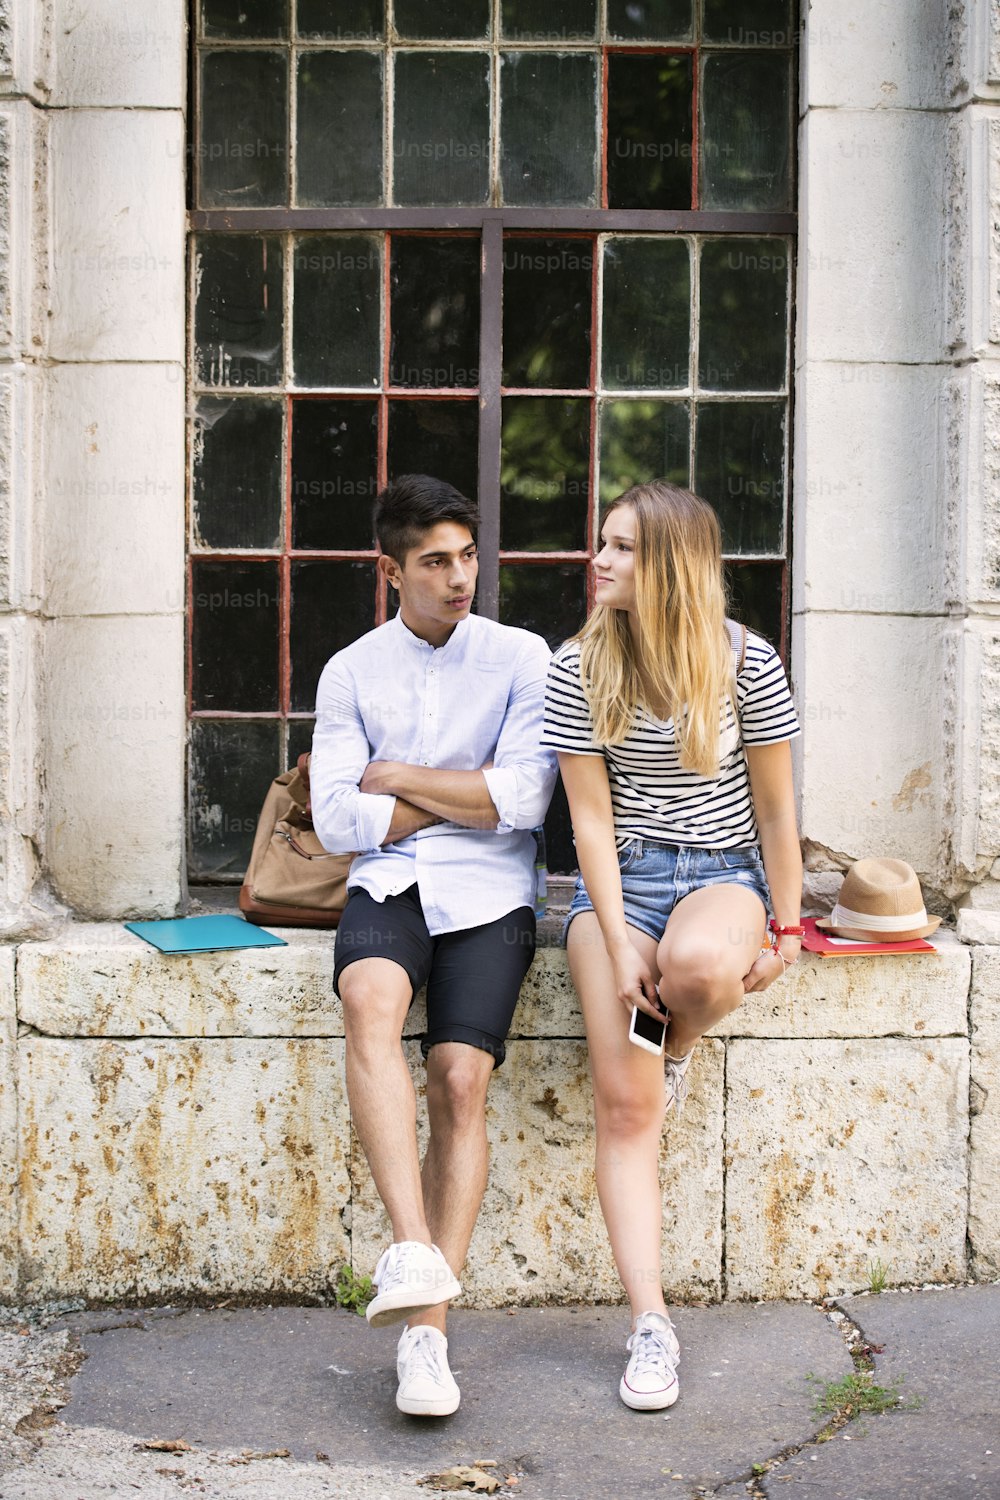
[482,635,558,832]
[311,655,394,854]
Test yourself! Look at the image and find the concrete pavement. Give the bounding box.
[0,1285,996,1499]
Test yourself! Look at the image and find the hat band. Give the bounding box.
[831,902,929,932]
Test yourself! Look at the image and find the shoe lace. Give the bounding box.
[627,1323,677,1380]
[373,1244,401,1288]
[402,1328,446,1384]
[664,1052,693,1114]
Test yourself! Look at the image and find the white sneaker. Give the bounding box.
[620,1311,680,1411]
[366,1241,462,1328]
[664,1050,694,1115]
[396,1325,460,1416]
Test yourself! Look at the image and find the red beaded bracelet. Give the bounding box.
[770,920,805,937]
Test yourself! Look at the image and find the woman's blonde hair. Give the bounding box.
[575,481,733,777]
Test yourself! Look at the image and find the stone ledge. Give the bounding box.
[15,924,971,1041]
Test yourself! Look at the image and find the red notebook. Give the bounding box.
[800,917,938,958]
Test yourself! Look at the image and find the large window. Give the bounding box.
[187,0,797,880]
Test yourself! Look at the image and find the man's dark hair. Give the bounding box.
[374,474,479,566]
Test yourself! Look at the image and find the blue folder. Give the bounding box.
[124,914,287,954]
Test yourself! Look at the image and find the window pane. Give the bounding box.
[291,561,377,710]
[291,399,378,550]
[297,52,383,206]
[189,719,282,880]
[292,235,381,388]
[601,237,690,391]
[500,0,597,40]
[699,239,788,391]
[607,0,692,41]
[499,563,587,647]
[199,51,288,209]
[201,0,288,38]
[388,400,480,500]
[701,51,792,211]
[702,0,794,45]
[191,560,280,712]
[296,0,383,37]
[390,238,481,389]
[393,53,491,206]
[501,398,589,551]
[502,237,593,389]
[288,719,315,766]
[395,0,491,39]
[599,399,690,503]
[724,562,784,648]
[194,236,284,389]
[606,53,693,210]
[694,401,785,555]
[192,397,283,550]
[500,53,599,206]
[543,776,575,878]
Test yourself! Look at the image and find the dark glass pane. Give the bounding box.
[199,52,288,209]
[703,0,794,45]
[724,562,784,650]
[388,401,480,499]
[194,236,283,389]
[601,237,690,390]
[501,398,589,551]
[395,0,490,39]
[297,52,383,206]
[502,237,593,389]
[288,719,316,766]
[499,564,587,647]
[501,53,599,206]
[694,401,785,554]
[201,0,288,38]
[701,52,792,211]
[500,0,596,40]
[192,398,283,550]
[390,238,481,389]
[291,399,378,550]
[191,560,280,711]
[607,0,692,41]
[291,561,377,710]
[699,239,788,391]
[292,234,381,387]
[543,774,575,878]
[189,719,282,880]
[599,400,689,504]
[393,53,490,206]
[297,0,383,38]
[607,53,693,210]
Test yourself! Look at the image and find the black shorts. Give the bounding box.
[333,884,536,1068]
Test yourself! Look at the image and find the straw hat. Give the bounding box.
[816,858,941,942]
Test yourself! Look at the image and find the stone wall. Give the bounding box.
[5,925,986,1306]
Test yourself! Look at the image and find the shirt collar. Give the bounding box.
[391,610,472,656]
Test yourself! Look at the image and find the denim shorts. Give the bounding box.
[564,839,771,945]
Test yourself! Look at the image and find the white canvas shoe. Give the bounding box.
[396,1325,460,1416]
[619,1311,681,1411]
[365,1241,462,1328]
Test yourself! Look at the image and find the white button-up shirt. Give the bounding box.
[311,612,558,935]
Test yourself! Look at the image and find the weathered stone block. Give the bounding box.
[0,943,16,1297]
[43,615,185,918]
[799,109,947,364]
[17,1038,350,1300]
[0,614,43,924]
[804,0,959,111]
[51,0,184,108]
[351,1040,724,1307]
[49,109,184,361]
[794,613,947,879]
[793,362,946,616]
[712,936,969,1040]
[726,1038,969,1300]
[970,947,1000,1275]
[18,926,340,1037]
[43,363,183,617]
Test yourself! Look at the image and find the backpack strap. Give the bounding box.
[725,620,747,732]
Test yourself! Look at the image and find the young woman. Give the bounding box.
[542,481,802,1411]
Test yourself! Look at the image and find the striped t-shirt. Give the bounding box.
[541,630,801,849]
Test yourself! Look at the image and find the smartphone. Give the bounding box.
[629,1004,666,1055]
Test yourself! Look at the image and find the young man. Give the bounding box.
[311,474,557,1417]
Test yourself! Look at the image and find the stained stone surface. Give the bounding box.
[725,1038,970,1300]
[17,1038,350,1301]
[969,947,1000,1276]
[0,946,15,1296]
